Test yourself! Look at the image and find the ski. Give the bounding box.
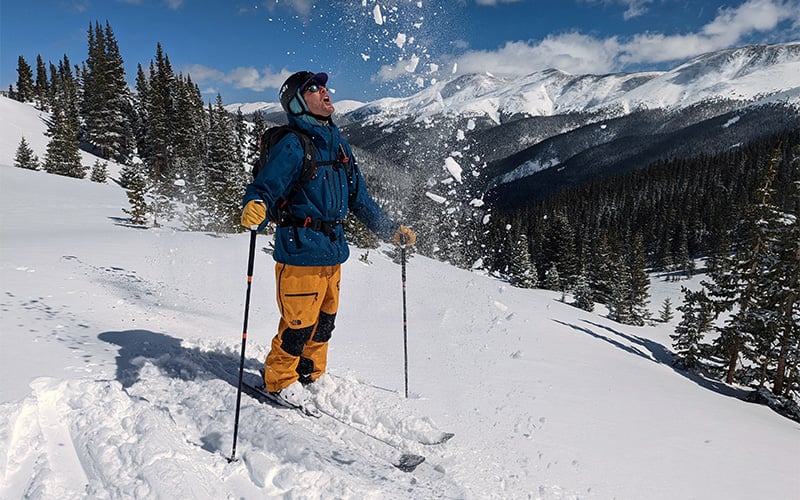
[239,381,426,472]
[241,381,321,417]
[422,432,455,445]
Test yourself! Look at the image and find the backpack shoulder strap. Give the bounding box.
[280,127,317,204]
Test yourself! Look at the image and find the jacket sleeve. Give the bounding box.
[242,134,304,208]
[347,151,400,241]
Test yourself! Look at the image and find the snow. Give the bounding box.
[444,157,463,183]
[3,99,800,499]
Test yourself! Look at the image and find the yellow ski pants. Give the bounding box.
[264,263,340,392]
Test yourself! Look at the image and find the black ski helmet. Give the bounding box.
[279,71,328,115]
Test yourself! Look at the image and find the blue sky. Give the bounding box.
[2,0,799,105]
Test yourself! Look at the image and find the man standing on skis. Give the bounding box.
[241,70,416,409]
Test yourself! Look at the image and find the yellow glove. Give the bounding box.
[392,225,416,246]
[241,200,266,228]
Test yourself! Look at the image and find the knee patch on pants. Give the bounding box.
[280,325,313,356]
[313,311,336,343]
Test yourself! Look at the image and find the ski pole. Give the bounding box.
[400,235,409,398]
[229,226,259,462]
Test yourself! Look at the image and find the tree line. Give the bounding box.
[479,130,799,406]
[10,21,252,233]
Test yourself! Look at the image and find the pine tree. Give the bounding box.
[90,159,109,183]
[15,56,35,102]
[659,297,674,323]
[34,55,49,111]
[627,234,651,326]
[587,232,615,304]
[82,21,134,162]
[248,110,267,166]
[542,212,578,290]
[122,166,149,225]
[672,287,714,370]
[509,232,538,288]
[704,148,792,386]
[543,264,562,292]
[145,43,176,190]
[607,255,633,324]
[14,137,40,170]
[573,272,595,312]
[43,106,84,178]
[769,189,799,395]
[171,74,207,201]
[204,94,247,232]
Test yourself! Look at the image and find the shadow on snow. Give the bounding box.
[97,329,259,390]
[553,318,749,401]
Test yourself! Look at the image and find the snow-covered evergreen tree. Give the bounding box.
[90,159,108,183]
[704,148,798,389]
[14,137,39,170]
[82,21,134,162]
[248,110,267,167]
[509,232,537,288]
[204,94,247,232]
[171,73,207,202]
[659,297,675,323]
[573,272,595,312]
[43,106,84,178]
[15,56,35,103]
[122,166,149,226]
[627,234,651,325]
[672,287,714,370]
[34,55,49,111]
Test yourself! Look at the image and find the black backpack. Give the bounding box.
[252,125,319,223]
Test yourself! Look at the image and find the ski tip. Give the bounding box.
[395,453,425,473]
[420,432,455,445]
[437,432,455,444]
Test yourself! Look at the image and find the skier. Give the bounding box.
[241,70,416,408]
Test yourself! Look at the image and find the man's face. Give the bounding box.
[302,81,335,118]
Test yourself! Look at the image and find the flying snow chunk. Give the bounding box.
[373,5,384,25]
[425,191,447,204]
[444,157,463,183]
[394,33,407,48]
[361,53,370,61]
[405,54,420,73]
[470,198,484,207]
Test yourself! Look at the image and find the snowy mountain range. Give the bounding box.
[347,41,800,124]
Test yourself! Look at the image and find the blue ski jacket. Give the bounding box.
[242,114,399,266]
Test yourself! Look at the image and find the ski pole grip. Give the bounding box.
[251,200,266,231]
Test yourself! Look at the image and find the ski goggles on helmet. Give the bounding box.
[300,72,328,94]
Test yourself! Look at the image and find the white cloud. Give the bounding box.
[179,64,294,93]
[579,0,655,20]
[434,0,800,81]
[620,0,800,64]
[452,33,621,77]
[265,0,314,17]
